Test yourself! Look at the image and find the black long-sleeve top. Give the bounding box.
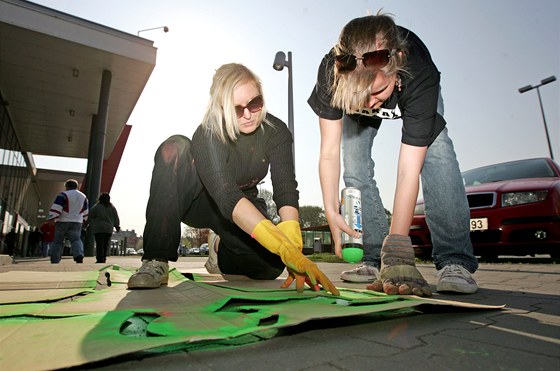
[308,26,445,147]
[192,112,299,222]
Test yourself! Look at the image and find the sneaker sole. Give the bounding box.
[437,282,478,294]
[128,284,159,289]
[127,281,168,289]
[127,275,169,289]
[340,275,375,283]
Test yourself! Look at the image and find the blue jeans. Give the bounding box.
[342,92,478,273]
[50,222,84,263]
[342,117,387,268]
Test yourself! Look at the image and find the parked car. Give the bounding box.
[188,247,200,255]
[125,247,138,256]
[410,158,560,259]
[199,243,209,255]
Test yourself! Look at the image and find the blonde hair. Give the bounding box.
[202,63,267,143]
[331,12,408,112]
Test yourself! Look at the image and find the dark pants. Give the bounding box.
[141,135,284,280]
[95,233,112,262]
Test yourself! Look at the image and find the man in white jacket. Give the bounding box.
[48,179,89,263]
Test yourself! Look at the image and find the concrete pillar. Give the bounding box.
[84,69,112,257]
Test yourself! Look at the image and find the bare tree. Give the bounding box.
[257,188,279,221]
[182,224,209,248]
[385,208,392,226]
[299,205,327,228]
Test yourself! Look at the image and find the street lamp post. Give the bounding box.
[518,75,556,159]
[273,51,295,165]
[137,26,169,36]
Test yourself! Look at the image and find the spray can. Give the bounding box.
[340,187,363,263]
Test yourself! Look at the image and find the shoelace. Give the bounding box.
[139,261,165,276]
[445,265,464,275]
[359,264,377,272]
[441,265,475,283]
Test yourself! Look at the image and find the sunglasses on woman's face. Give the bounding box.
[335,49,397,73]
[235,95,264,118]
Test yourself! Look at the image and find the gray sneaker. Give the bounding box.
[340,264,379,282]
[128,259,169,289]
[204,230,221,274]
[437,264,478,293]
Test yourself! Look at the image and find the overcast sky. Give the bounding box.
[32,0,559,234]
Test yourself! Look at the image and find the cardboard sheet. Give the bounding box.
[0,265,503,370]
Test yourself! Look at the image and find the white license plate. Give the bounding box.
[470,218,488,231]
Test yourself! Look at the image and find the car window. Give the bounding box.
[462,159,556,186]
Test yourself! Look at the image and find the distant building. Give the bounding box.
[301,225,333,254]
[111,229,139,254]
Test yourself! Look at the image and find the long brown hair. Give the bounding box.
[330,12,408,112]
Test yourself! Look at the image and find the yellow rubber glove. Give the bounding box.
[277,220,303,251]
[251,219,339,295]
[277,220,309,290]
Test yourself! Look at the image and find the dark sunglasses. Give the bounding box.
[235,95,264,118]
[335,49,397,73]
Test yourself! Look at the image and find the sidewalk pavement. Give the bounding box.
[1,255,559,370]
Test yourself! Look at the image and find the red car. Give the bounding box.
[410,158,560,259]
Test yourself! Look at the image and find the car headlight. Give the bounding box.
[502,190,548,206]
[414,203,425,215]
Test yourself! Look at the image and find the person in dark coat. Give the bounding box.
[88,192,120,264]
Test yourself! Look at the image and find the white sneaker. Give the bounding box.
[437,264,478,293]
[127,259,169,289]
[204,230,221,274]
[340,264,379,282]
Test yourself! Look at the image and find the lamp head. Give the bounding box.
[273,51,286,71]
[518,85,533,94]
[163,26,169,33]
[541,76,556,85]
